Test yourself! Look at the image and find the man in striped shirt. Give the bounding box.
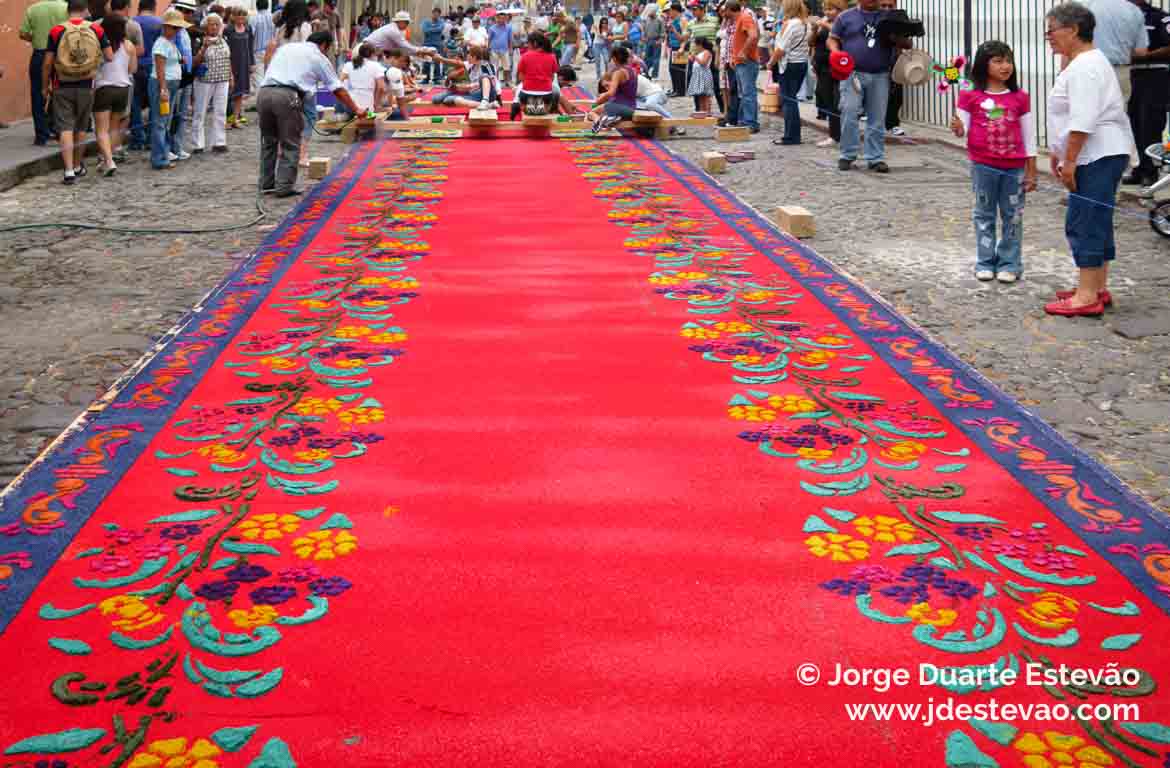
[684,3,722,112]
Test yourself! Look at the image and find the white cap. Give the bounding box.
[393,10,411,22]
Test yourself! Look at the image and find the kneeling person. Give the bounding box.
[589,45,637,132]
[258,30,360,197]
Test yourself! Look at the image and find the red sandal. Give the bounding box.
[1055,289,1112,306]
[1044,297,1105,317]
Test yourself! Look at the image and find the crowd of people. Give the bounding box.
[15,0,1163,317]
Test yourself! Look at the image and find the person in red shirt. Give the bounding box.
[44,0,114,184]
[727,0,759,132]
[510,31,558,119]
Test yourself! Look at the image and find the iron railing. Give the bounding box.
[899,0,1166,147]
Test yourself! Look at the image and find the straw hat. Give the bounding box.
[392,10,411,22]
[892,48,932,87]
[161,8,192,27]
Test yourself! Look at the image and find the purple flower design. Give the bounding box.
[848,565,899,583]
[880,583,930,604]
[988,541,1028,558]
[195,580,240,601]
[280,565,322,582]
[821,578,870,597]
[34,760,70,768]
[307,437,348,449]
[268,432,303,448]
[954,526,994,541]
[1032,551,1077,572]
[159,524,204,541]
[138,541,174,559]
[104,527,144,546]
[235,404,267,415]
[349,433,383,444]
[309,576,352,597]
[250,585,296,605]
[226,564,271,583]
[90,553,132,573]
[1010,528,1049,544]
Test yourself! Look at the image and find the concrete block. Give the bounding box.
[715,125,751,142]
[701,151,727,174]
[308,157,332,180]
[774,205,815,238]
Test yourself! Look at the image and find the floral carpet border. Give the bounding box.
[630,139,1170,615]
[0,142,381,633]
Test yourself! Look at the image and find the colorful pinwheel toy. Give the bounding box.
[933,55,971,93]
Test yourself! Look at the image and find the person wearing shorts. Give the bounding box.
[92,17,135,175]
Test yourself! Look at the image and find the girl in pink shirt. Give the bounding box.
[951,41,1038,283]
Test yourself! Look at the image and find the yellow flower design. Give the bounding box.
[728,405,778,422]
[740,290,776,301]
[1013,731,1114,768]
[356,276,392,286]
[648,275,682,286]
[127,737,222,768]
[298,299,330,309]
[330,359,366,369]
[675,271,710,280]
[293,396,342,416]
[797,447,834,461]
[852,515,917,544]
[293,530,358,561]
[1018,592,1079,630]
[99,595,165,632]
[714,321,753,333]
[805,533,870,562]
[385,278,419,289]
[259,356,297,369]
[227,605,280,630]
[815,334,848,345]
[238,512,302,542]
[880,441,928,462]
[680,327,720,340]
[196,444,248,464]
[338,407,385,425]
[766,394,818,413]
[334,325,372,338]
[370,331,408,343]
[799,350,838,365]
[905,602,958,628]
[733,354,763,364]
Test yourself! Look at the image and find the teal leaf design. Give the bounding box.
[319,513,354,530]
[822,507,856,522]
[1054,545,1087,557]
[1012,622,1079,647]
[166,468,200,477]
[1087,600,1140,616]
[248,737,296,768]
[855,594,911,624]
[111,626,174,650]
[944,730,999,767]
[275,595,329,626]
[1101,633,1142,650]
[72,547,105,559]
[211,725,260,753]
[48,638,92,655]
[932,511,1005,525]
[194,658,262,685]
[1120,722,1170,744]
[963,551,998,573]
[4,728,107,755]
[968,717,1018,746]
[38,603,96,620]
[885,541,940,558]
[294,506,325,520]
[148,508,221,524]
[996,556,1095,586]
[74,556,168,589]
[235,668,285,698]
[934,463,967,474]
[221,541,281,556]
[801,515,837,534]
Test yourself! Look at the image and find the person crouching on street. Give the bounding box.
[258,29,360,197]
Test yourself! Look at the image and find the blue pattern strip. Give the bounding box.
[630,138,1170,615]
[0,141,382,634]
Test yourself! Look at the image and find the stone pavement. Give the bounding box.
[0,85,1168,514]
[0,121,353,488]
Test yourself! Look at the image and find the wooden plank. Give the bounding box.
[468,108,498,126]
[632,110,663,125]
[521,113,556,127]
[715,125,752,142]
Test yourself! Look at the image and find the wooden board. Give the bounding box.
[468,108,499,126]
[632,110,663,125]
[520,113,556,127]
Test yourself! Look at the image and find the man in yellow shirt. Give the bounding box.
[19,0,69,145]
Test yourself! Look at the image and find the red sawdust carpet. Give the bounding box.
[1,138,1169,767]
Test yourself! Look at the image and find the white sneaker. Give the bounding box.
[889,126,906,137]
[176,150,191,161]
[996,272,1019,284]
[816,137,834,148]
[975,270,995,281]
[478,100,491,110]
[167,151,179,161]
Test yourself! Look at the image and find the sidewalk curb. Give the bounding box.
[0,119,99,193]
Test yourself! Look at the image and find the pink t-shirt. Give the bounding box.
[957,88,1032,169]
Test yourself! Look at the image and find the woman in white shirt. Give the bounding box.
[339,42,386,114]
[768,0,809,146]
[1044,2,1137,317]
[93,16,138,176]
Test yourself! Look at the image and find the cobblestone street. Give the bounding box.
[0,93,1168,511]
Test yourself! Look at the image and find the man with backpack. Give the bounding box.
[43,0,113,184]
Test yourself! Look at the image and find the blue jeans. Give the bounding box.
[423,59,444,82]
[30,50,51,143]
[149,77,179,168]
[971,163,1025,276]
[594,45,610,82]
[130,69,149,147]
[644,40,661,78]
[637,90,671,117]
[168,82,191,154]
[839,70,890,164]
[560,44,577,66]
[734,59,759,130]
[1066,154,1128,269]
[302,91,316,140]
[779,62,807,144]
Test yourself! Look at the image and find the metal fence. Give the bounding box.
[898,0,1167,147]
